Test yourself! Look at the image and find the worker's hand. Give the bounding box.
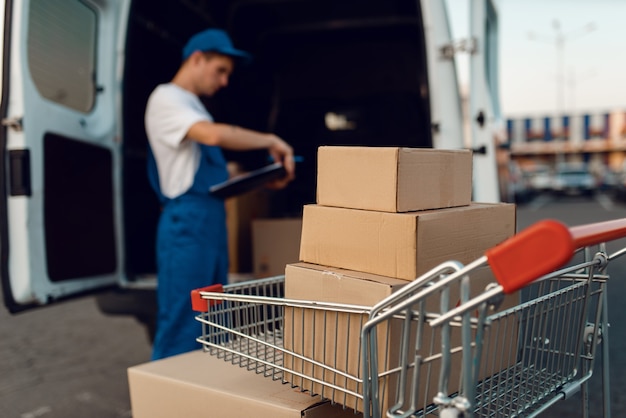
[266,134,295,189]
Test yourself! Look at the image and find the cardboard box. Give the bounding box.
[226,185,269,274]
[128,350,360,418]
[253,218,302,278]
[299,202,516,281]
[316,146,472,212]
[282,263,519,414]
[282,263,410,412]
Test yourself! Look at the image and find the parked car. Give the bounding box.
[527,165,553,194]
[598,169,621,194]
[551,164,596,196]
[612,171,626,202]
[506,163,534,204]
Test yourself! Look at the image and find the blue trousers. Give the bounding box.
[151,197,228,360]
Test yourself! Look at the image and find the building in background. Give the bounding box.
[498,109,626,202]
[505,109,626,170]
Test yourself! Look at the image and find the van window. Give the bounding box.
[27,0,97,112]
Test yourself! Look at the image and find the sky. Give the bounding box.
[446,0,626,118]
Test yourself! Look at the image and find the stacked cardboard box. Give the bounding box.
[252,218,303,278]
[283,146,517,413]
[225,162,270,275]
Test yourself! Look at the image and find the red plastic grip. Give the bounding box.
[486,220,575,294]
[570,218,626,248]
[191,284,224,312]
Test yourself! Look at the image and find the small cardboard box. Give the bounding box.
[128,350,360,418]
[316,146,472,212]
[299,202,516,281]
[282,263,519,414]
[252,218,303,278]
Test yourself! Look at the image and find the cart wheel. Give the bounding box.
[440,407,464,418]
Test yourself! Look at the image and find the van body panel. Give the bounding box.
[420,0,464,150]
[1,0,126,312]
[470,0,501,202]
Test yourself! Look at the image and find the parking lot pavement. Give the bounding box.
[0,295,151,418]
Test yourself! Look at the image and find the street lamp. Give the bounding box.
[528,20,596,165]
[567,68,596,115]
[528,20,596,117]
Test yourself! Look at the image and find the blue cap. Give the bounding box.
[182,29,252,64]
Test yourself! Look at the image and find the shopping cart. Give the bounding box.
[191,218,626,417]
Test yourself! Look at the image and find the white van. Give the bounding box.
[0,0,501,338]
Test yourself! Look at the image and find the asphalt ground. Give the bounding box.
[515,194,626,418]
[0,295,151,417]
[1,193,626,417]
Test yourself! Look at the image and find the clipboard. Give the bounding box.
[209,162,287,199]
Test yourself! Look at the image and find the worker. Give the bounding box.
[144,28,295,360]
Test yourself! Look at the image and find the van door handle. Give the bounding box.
[9,149,31,196]
[472,145,487,155]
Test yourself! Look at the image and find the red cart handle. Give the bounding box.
[570,218,626,248]
[191,284,224,312]
[487,218,626,294]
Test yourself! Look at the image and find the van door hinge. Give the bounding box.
[2,116,24,132]
[440,37,477,60]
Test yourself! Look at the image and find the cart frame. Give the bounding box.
[191,219,626,417]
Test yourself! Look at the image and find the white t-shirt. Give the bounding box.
[145,83,213,198]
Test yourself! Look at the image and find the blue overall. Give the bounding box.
[147,144,229,360]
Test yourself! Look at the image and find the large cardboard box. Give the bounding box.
[316,146,472,212]
[282,263,413,413]
[299,202,516,281]
[128,350,360,418]
[252,218,302,278]
[282,263,519,414]
[226,186,269,274]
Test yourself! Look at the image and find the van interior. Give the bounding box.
[122,0,433,279]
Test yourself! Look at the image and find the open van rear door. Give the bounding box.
[470,0,501,202]
[420,0,465,151]
[1,0,125,312]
